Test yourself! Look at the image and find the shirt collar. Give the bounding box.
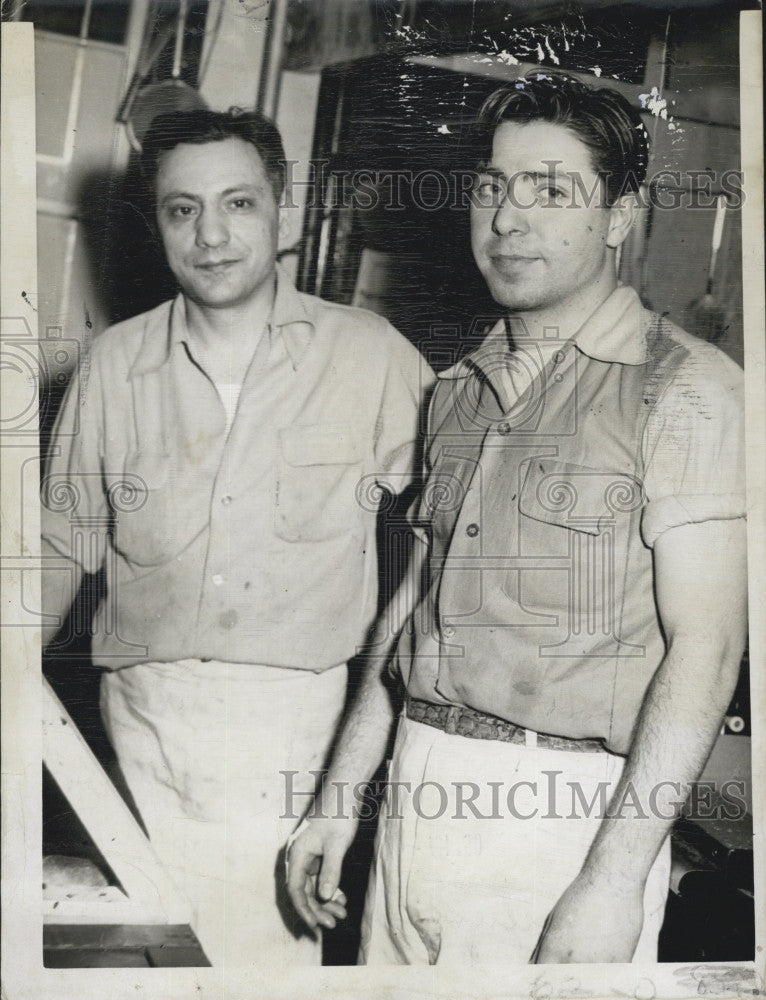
[572,284,649,366]
[128,263,315,379]
[269,262,314,369]
[438,284,650,388]
[128,298,179,379]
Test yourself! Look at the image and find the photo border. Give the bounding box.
[1,8,763,998]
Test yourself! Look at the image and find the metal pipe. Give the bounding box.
[79,0,94,42]
[256,0,289,120]
[172,0,188,80]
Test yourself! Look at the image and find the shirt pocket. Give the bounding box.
[505,457,642,614]
[417,448,478,549]
[110,452,209,568]
[275,424,365,543]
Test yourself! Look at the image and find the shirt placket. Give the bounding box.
[433,343,577,686]
[196,327,275,649]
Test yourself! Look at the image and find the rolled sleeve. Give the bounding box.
[372,327,434,495]
[41,354,108,574]
[640,348,745,547]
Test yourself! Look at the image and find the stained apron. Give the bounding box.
[101,658,347,968]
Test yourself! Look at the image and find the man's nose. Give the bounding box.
[195,206,229,248]
[492,182,532,237]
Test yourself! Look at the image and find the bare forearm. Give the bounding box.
[534,628,745,964]
[581,520,748,886]
[320,540,425,805]
[534,493,747,964]
[584,632,744,884]
[319,657,396,817]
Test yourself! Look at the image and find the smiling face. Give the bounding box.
[155,136,283,313]
[471,119,633,328]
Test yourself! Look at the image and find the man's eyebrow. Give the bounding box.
[477,165,504,178]
[159,183,262,204]
[159,190,201,205]
[220,184,261,197]
[526,169,571,185]
[478,166,572,185]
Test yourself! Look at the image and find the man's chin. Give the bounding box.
[477,269,535,311]
[182,283,249,310]
[484,283,541,312]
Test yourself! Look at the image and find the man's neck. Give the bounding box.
[182,277,277,390]
[511,272,618,346]
[184,277,277,356]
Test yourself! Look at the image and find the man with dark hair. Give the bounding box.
[474,72,650,205]
[41,108,430,967]
[140,107,288,201]
[287,73,746,964]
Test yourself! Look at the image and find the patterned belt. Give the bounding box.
[405,695,605,753]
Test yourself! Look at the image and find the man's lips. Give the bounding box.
[194,259,241,271]
[491,253,540,262]
[489,253,541,275]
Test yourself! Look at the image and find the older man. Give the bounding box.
[287,73,747,965]
[42,108,430,967]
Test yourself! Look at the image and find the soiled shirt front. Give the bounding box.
[396,285,745,753]
[42,268,431,671]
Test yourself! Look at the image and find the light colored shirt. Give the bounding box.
[397,285,745,753]
[42,266,433,671]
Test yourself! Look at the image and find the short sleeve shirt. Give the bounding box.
[42,267,434,670]
[397,285,745,750]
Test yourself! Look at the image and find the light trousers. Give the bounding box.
[101,658,347,968]
[360,715,671,965]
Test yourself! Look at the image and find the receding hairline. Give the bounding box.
[140,109,287,200]
[153,135,273,172]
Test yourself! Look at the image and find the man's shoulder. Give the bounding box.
[645,311,743,390]
[300,289,414,354]
[643,313,744,432]
[89,299,174,363]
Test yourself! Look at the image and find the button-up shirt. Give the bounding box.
[43,267,432,671]
[397,286,745,753]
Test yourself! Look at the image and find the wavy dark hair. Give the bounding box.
[476,72,649,205]
[140,107,286,201]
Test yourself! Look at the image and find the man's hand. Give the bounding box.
[286,815,359,932]
[285,544,423,933]
[532,872,644,964]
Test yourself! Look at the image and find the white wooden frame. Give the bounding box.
[42,676,193,928]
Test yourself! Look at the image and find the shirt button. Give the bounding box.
[497,421,511,436]
[212,574,224,587]
[221,495,232,506]
[466,523,479,537]
[443,626,455,638]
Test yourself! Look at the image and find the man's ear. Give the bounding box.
[606,193,641,249]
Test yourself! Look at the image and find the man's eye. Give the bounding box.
[229,197,255,210]
[474,179,504,202]
[541,186,565,200]
[168,204,196,218]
